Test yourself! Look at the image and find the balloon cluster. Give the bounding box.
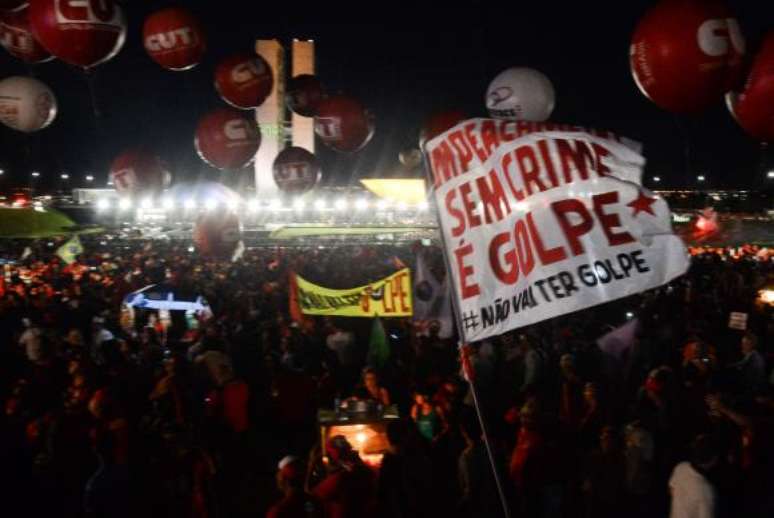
[628,0,772,142]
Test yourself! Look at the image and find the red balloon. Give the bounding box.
[272,147,321,195]
[0,5,53,63]
[419,109,467,149]
[110,149,170,197]
[29,0,126,68]
[195,109,261,170]
[732,32,774,142]
[630,0,745,113]
[214,53,274,109]
[286,74,325,117]
[0,1,26,11]
[314,95,374,153]
[143,7,205,71]
[194,211,241,258]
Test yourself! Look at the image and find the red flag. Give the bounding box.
[288,271,314,330]
[460,344,475,382]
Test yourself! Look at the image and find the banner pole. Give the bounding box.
[421,146,512,518]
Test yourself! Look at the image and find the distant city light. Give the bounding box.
[293,198,305,211]
[187,246,195,253]
[60,173,69,180]
[626,311,635,320]
[376,199,389,211]
[396,201,408,211]
[247,198,260,212]
[96,199,109,211]
[697,175,706,182]
[418,201,429,211]
[0,169,4,175]
[767,170,774,179]
[334,198,348,211]
[653,176,661,183]
[270,199,282,211]
[85,175,94,182]
[140,198,153,209]
[118,198,132,211]
[31,171,40,178]
[314,199,326,211]
[204,198,218,211]
[226,199,240,212]
[184,198,196,210]
[162,197,174,210]
[355,199,369,211]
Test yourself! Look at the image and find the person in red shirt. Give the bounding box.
[267,456,324,518]
[312,436,376,518]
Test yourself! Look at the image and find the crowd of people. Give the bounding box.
[0,236,772,518]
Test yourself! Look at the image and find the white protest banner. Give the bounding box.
[425,118,689,343]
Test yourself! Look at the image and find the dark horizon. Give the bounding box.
[0,1,772,194]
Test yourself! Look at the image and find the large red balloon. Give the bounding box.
[143,7,205,71]
[314,95,374,153]
[286,74,325,117]
[0,1,26,11]
[0,5,54,63]
[110,149,170,197]
[214,53,273,109]
[194,211,241,259]
[272,147,321,195]
[731,32,774,142]
[630,0,745,113]
[29,0,126,68]
[195,109,261,170]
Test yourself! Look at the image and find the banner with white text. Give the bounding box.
[426,119,689,342]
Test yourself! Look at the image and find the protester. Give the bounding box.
[0,238,770,518]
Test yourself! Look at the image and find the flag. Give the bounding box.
[231,240,245,262]
[413,249,454,338]
[56,235,83,264]
[367,317,390,368]
[288,271,314,330]
[597,318,639,361]
[20,247,32,260]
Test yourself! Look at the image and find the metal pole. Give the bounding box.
[420,143,512,518]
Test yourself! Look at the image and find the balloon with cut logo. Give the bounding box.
[0,4,54,63]
[485,67,555,121]
[314,94,373,153]
[728,31,774,142]
[272,146,321,195]
[29,0,126,68]
[109,149,170,197]
[286,74,325,117]
[195,108,261,170]
[630,0,745,113]
[214,53,273,109]
[143,7,205,71]
[418,109,466,149]
[194,211,241,259]
[0,76,57,132]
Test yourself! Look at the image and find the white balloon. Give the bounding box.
[0,76,57,132]
[485,67,555,122]
[399,148,422,169]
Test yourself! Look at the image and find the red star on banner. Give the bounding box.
[627,189,657,217]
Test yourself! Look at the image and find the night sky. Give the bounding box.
[0,1,772,193]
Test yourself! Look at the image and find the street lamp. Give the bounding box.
[31,171,40,178]
[697,175,706,182]
[653,176,661,183]
[767,170,774,180]
[85,175,94,182]
[60,173,69,180]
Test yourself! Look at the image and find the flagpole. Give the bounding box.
[420,144,512,518]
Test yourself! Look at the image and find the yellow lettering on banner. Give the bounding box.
[294,269,413,317]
